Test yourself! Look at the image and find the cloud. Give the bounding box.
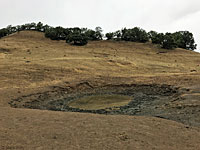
[170,11,200,52]
[172,0,200,18]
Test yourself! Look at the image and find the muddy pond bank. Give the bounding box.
[9,82,200,127]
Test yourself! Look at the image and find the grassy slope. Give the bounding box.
[1,31,200,90]
[0,31,200,149]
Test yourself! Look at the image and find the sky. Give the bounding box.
[0,0,199,52]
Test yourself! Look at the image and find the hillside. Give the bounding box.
[0,31,200,149]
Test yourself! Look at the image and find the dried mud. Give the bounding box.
[9,81,200,127]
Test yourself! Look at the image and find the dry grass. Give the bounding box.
[1,31,200,90]
[1,31,200,149]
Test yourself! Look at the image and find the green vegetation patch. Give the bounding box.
[68,94,132,110]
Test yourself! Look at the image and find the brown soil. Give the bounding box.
[0,31,200,149]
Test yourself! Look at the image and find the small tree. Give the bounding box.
[16,25,21,32]
[148,31,158,42]
[42,24,50,32]
[105,32,114,40]
[113,30,122,40]
[45,27,58,40]
[6,25,13,34]
[66,31,88,46]
[121,27,149,42]
[44,26,68,40]
[20,24,26,31]
[173,31,197,50]
[136,28,149,43]
[55,26,67,40]
[85,29,97,40]
[121,28,130,41]
[153,33,164,45]
[24,23,36,30]
[0,28,8,38]
[95,27,103,40]
[36,22,43,32]
[161,33,177,49]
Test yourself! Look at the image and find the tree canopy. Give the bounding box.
[172,31,197,50]
[0,22,197,50]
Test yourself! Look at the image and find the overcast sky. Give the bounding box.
[1,0,199,52]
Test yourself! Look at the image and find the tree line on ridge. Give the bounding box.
[0,22,197,50]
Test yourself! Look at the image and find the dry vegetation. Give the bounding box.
[0,31,200,149]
